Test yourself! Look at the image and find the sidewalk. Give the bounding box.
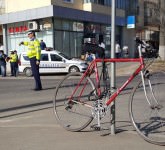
[0,106,164,150]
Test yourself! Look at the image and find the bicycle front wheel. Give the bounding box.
[54,72,96,132]
[129,71,165,145]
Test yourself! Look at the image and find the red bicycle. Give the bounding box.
[53,39,165,145]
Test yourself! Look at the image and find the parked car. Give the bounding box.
[18,50,88,77]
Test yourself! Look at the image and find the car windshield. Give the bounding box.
[59,52,71,60]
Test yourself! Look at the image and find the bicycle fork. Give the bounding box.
[140,70,161,109]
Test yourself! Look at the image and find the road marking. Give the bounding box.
[0,115,33,123]
[0,124,60,128]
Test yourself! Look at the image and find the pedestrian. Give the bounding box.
[0,50,7,77]
[40,39,46,50]
[19,30,42,91]
[0,44,3,75]
[9,50,17,76]
[85,52,95,63]
[99,41,105,49]
[122,45,129,58]
[115,42,121,58]
[98,40,105,58]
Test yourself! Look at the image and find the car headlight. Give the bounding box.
[80,63,88,66]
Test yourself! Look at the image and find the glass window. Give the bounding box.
[41,54,48,61]
[62,31,70,56]
[73,22,84,32]
[54,30,70,56]
[54,19,62,30]
[50,54,62,61]
[55,19,72,31]
[37,30,53,48]
[84,0,132,9]
[63,0,73,3]
[54,30,84,58]
[55,31,63,52]
[84,0,91,3]
[63,20,70,30]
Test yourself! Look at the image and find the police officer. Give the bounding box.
[9,50,18,77]
[19,31,42,91]
[14,50,19,76]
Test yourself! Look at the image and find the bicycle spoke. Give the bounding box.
[54,72,95,131]
[129,71,165,145]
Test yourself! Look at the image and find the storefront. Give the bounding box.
[0,5,125,57]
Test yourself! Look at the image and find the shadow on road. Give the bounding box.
[0,100,53,118]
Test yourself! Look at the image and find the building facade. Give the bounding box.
[136,0,160,50]
[0,0,5,45]
[1,0,159,58]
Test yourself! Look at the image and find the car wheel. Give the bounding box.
[69,66,79,73]
[24,68,32,77]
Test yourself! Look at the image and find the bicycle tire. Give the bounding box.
[129,70,165,145]
[54,72,96,132]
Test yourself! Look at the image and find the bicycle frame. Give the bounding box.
[83,57,145,107]
[69,43,147,109]
[68,56,145,109]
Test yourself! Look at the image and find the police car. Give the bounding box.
[18,50,88,77]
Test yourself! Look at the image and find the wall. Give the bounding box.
[136,0,144,28]
[5,0,51,13]
[5,0,84,13]
[5,0,124,18]
[83,3,125,17]
[51,0,83,10]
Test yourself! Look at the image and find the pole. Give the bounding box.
[110,0,116,135]
[2,24,8,55]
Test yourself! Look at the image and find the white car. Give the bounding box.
[18,50,88,77]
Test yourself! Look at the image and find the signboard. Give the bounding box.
[127,16,135,29]
[8,25,28,34]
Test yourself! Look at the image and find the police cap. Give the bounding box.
[27,30,35,36]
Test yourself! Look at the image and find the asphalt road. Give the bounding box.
[0,73,164,150]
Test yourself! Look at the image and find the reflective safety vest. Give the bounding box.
[10,53,17,63]
[23,39,41,60]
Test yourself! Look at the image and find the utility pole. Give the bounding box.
[110,0,116,135]
[159,0,165,60]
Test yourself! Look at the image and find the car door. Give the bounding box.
[39,53,50,73]
[50,53,67,73]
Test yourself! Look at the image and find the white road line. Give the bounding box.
[0,115,33,123]
[0,124,60,128]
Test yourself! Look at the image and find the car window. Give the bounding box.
[41,54,49,61]
[50,54,62,61]
[23,55,30,61]
[59,52,71,60]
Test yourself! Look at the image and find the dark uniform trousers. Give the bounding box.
[29,57,42,90]
[10,62,18,77]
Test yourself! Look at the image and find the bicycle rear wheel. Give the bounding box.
[129,71,165,145]
[54,72,96,132]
